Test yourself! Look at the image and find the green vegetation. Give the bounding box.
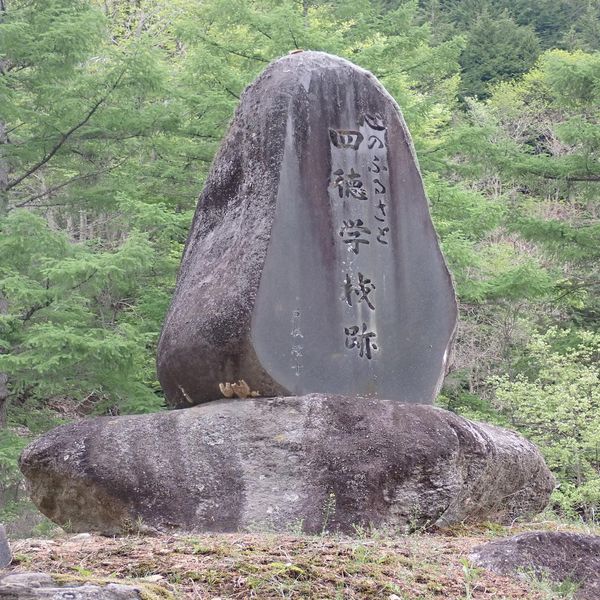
[1,0,599,530]
[492,330,600,521]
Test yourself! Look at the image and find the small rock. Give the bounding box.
[9,426,31,438]
[140,575,163,583]
[0,572,142,599]
[471,531,600,599]
[0,573,53,588]
[26,540,55,550]
[71,533,92,540]
[0,525,11,568]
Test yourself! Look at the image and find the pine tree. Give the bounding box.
[0,0,195,422]
[459,11,540,99]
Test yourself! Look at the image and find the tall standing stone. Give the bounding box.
[157,51,457,407]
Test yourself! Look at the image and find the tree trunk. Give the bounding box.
[0,112,8,217]
[0,6,10,425]
[0,295,8,429]
[0,0,8,215]
[0,122,8,426]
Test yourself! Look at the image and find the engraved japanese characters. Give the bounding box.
[157,51,458,407]
[331,114,389,362]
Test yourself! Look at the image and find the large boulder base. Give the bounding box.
[20,395,553,535]
[471,532,600,599]
[157,51,457,408]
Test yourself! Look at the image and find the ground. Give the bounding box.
[6,518,598,599]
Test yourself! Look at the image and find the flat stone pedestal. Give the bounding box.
[20,395,554,535]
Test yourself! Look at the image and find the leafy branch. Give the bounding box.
[4,68,128,193]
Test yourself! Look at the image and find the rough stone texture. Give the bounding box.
[470,532,600,599]
[157,51,457,408]
[0,525,11,569]
[0,573,141,599]
[20,395,553,535]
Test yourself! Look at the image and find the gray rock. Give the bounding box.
[20,395,553,535]
[470,532,600,599]
[157,51,457,408]
[0,572,140,599]
[0,525,11,569]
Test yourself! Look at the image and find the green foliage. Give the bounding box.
[489,0,584,50]
[459,11,540,99]
[170,0,463,154]
[0,0,599,530]
[491,329,600,521]
[563,1,600,52]
[426,175,557,303]
[1,0,105,68]
[449,50,600,322]
[0,429,27,491]
[415,0,600,101]
[432,49,600,479]
[0,209,176,415]
[1,0,197,428]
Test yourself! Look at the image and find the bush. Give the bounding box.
[490,329,600,521]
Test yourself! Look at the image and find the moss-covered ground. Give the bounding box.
[7,518,598,599]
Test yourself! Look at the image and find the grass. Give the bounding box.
[519,570,581,600]
[6,517,598,599]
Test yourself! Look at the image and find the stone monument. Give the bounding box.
[19,51,555,535]
[157,51,458,407]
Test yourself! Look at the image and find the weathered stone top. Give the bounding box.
[157,51,458,407]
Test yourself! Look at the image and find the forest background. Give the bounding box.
[0,0,599,535]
